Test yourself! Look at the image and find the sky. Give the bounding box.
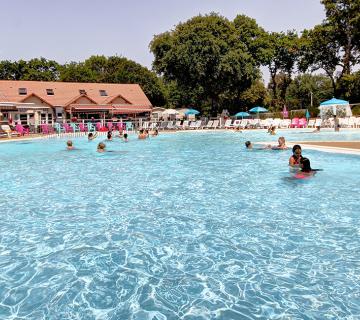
[1,0,325,82]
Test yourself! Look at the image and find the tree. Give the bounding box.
[263,31,300,108]
[299,0,360,95]
[286,73,333,115]
[0,58,59,81]
[150,13,259,115]
[321,0,360,75]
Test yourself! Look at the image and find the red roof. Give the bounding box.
[0,80,152,109]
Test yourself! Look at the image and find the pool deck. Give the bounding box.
[288,141,360,155]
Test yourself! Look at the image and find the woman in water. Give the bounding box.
[107,130,113,141]
[271,136,288,150]
[289,144,303,169]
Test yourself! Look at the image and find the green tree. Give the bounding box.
[264,31,300,108]
[299,0,360,95]
[286,73,333,116]
[150,13,260,115]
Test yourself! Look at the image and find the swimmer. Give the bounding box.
[245,141,268,150]
[289,144,303,168]
[294,157,322,178]
[271,136,288,150]
[268,126,276,135]
[66,140,74,150]
[313,126,321,133]
[152,128,159,137]
[245,141,253,149]
[123,133,129,142]
[88,132,98,141]
[97,142,106,153]
[107,130,113,141]
[138,129,147,140]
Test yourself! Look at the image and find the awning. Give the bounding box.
[69,104,152,114]
[70,104,113,111]
[112,106,152,114]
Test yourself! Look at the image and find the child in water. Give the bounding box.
[66,140,74,150]
[294,157,321,179]
[97,142,106,153]
[123,133,129,142]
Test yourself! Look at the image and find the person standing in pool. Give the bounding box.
[97,142,106,153]
[88,132,98,141]
[66,140,75,150]
[289,144,303,168]
[271,136,288,150]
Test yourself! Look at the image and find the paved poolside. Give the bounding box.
[290,141,360,155]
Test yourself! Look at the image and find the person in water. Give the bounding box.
[294,157,322,178]
[66,140,74,150]
[97,142,106,153]
[289,144,303,168]
[271,136,288,150]
[123,133,129,142]
[152,128,159,137]
[245,141,253,149]
[268,126,276,135]
[107,130,113,141]
[138,129,147,140]
[88,132,98,141]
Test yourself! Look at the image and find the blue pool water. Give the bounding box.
[0,130,360,319]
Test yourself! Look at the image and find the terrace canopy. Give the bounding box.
[319,98,352,118]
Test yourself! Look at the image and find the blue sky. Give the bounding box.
[1,0,325,81]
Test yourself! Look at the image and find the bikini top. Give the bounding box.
[291,155,302,165]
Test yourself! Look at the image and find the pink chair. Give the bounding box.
[107,122,113,131]
[63,123,74,133]
[298,118,307,128]
[116,122,125,132]
[79,123,88,132]
[15,124,30,136]
[290,117,299,128]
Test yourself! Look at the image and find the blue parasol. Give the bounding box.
[234,112,250,119]
[249,106,268,113]
[184,108,200,115]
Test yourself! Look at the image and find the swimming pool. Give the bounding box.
[1,131,360,319]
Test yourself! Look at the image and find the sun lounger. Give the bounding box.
[307,119,315,128]
[167,121,175,130]
[0,125,20,138]
[182,120,190,129]
[204,120,213,129]
[212,120,220,129]
[224,119,233,129]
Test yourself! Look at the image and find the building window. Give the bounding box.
[46,89,54,95]
[99,90,108,96]
[79,89,86,95]
[18,88,27,95]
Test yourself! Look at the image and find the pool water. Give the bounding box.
[0,131,360,319]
